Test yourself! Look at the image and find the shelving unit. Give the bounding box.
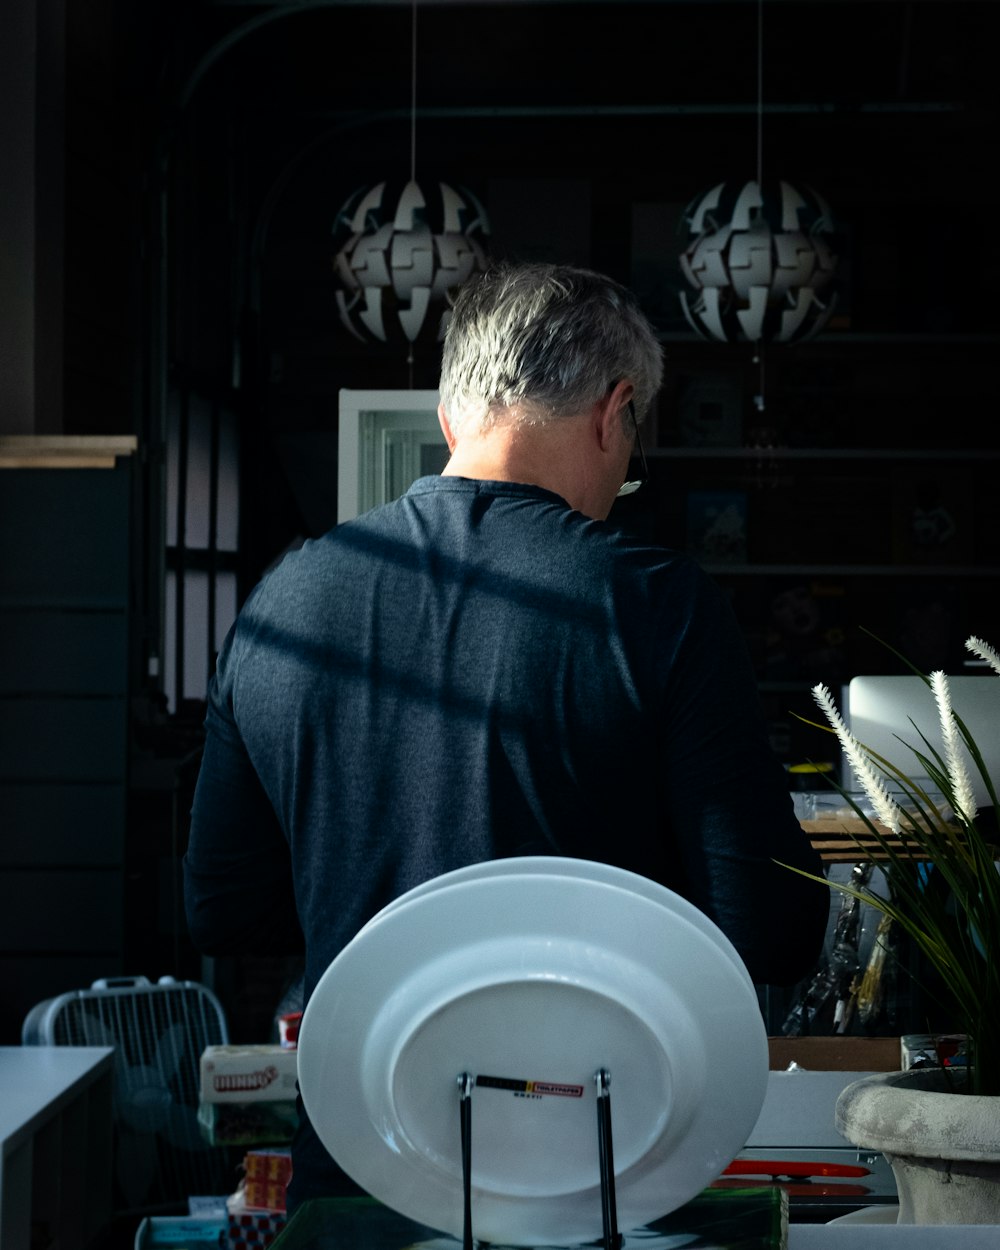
[0,438,137,1044]
[606,324,1000,768]
[644,444,1000,574]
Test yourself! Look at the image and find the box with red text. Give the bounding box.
[200,1044,298,1104]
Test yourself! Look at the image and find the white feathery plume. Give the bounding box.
[931,669,978,821]
[812,683,903,833]
[965,635,1000,678]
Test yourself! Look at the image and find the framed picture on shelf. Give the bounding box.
[672,366,745,448]
[891,466,975,566]
[685,490,748,564]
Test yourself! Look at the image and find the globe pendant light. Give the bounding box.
[678,178,838,344]
[331,1,489,352]
[677,0,839,352]
[332,178,489,345]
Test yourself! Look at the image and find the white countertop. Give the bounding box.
[0,1045,114,1155]
[790,1223,1000,1247]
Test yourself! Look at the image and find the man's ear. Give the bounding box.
[437,403,457,453]
[596,379,635,451]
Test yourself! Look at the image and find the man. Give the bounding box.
[184,262,828,1209]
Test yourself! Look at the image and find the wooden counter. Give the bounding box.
[801,817,911,862]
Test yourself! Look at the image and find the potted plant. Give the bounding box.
[790,632,1000,1224]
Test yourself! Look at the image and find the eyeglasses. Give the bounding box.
[616,400,649,498]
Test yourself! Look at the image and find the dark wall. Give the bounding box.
[5,0,997,1042]
[155,1,1000,576]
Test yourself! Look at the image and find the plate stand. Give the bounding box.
[457,1069,621,1250]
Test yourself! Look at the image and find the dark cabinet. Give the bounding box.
[0,437,136,1043]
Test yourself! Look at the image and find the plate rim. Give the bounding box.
[356,855,754,990]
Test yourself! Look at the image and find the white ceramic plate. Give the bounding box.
[355,855,755,990]
[298,872,768,1246]
[356,855,755,993]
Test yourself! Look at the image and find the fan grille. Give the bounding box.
[31,980,238,1214]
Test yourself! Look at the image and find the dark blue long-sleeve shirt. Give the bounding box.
[184,475,827,1204]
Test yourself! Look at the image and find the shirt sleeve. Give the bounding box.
[183,627,305,958]
[654,567,829,987]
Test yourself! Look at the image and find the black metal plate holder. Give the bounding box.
[457,1068,620,1250]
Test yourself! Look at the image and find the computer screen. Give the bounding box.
[845,674,1000,809]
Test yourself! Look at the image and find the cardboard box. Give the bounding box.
[244,1148,293,1213]
[200,1044,299,1103]
[226,1188,287,1248]
[198,1099,297,1147]
[246,1148,293,1184]
[245,1179,288,1213]
[134,1215,226,1249]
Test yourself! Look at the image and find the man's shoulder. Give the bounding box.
[598,527,704,583]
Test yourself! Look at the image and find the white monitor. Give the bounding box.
[845,674,1000,808]
[338,389,447,523]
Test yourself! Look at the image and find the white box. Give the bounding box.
[747,1070,882,1150]
[199,1045,298,1104]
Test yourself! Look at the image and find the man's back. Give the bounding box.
[188,475,823,1000]
[184,261,829,1212]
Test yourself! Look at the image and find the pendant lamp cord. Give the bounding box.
[410,0,417,184]
[753,0,766,415]
[756,0,763,189]
[407,0,417,382]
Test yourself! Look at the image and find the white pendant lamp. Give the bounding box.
[332,178,489,345]
[331,1,489,350]
[677,0,839,351]
[679,178,838,344]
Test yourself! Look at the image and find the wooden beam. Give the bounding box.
[0,435,138,469]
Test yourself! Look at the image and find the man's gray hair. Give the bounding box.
[439,262,664,436]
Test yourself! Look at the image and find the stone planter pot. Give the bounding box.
[836,1069,1000,1225]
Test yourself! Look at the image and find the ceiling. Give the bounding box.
[170,1,996,118]
[74,0,998,568]
[155,0,998,364]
